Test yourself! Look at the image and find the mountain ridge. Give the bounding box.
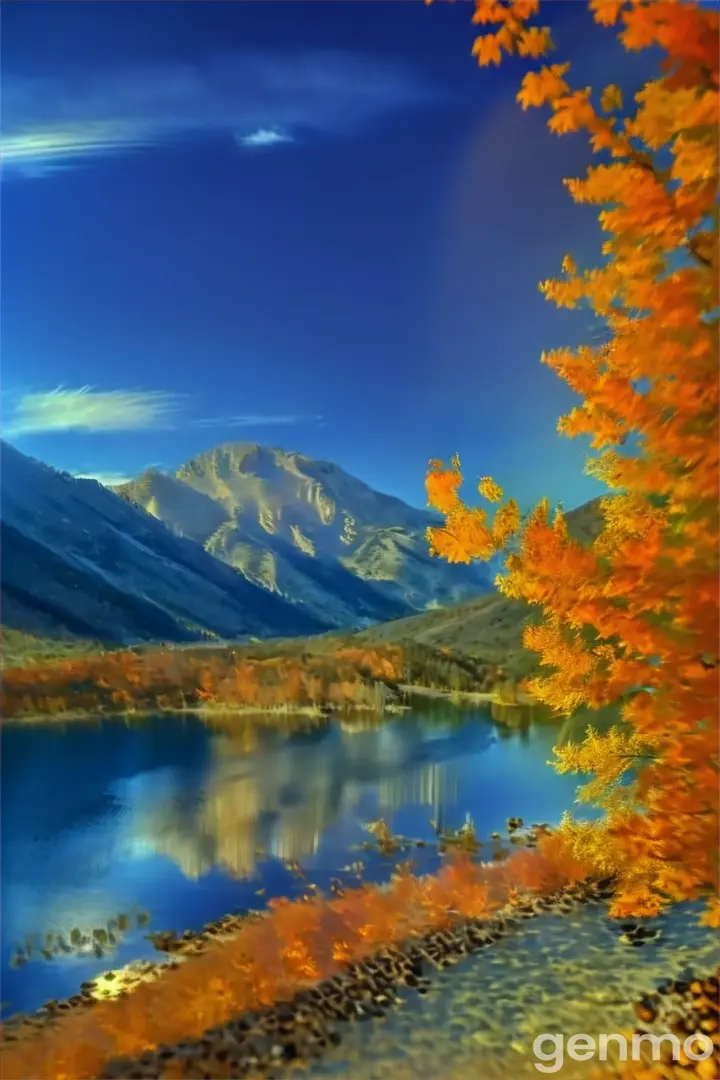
[0,441,328,646]
[116,442,495,627]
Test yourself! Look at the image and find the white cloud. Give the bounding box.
[2,51,436,176]
[4,386,181,436]
[191,413,323,428]
[238,127,293,148]
[74,471,134,487]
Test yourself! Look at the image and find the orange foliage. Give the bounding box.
[424,0,719,920]
[0,839,599,1080]
[0,645,407,721]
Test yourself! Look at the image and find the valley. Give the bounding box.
[2,0,716,1074]
[0,439,604,702]
[0,440,498,650]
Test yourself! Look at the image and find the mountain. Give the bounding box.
[354,497,606,677]
[116,443,495,628]
[0,442,328,646]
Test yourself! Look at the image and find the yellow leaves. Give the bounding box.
[516,63,571,110]
[672,133,719,187]
[700,895,720,929]
[600,83,623,112]
[539,274,584,309]
[548,89,596,135]
[683,85,720,134]
[632,82,703,149]
[653,864,704,901]
[589,117,621,153]
[618,3,664,52]
[471,0,507,25]
[425,0,719,925]
[478,476,503,503]
[427,507,496,564]
[542,345,600,398]
[510,0,540,18]
[609,887,665,920]
[472,31,504,66]
[553,724,650,797]
[472,0,540,26]
[550,262,623,316]
[425,458,463,514]
[695,1055,720,1080]
[492,499,521,546]
[619,0,719,64]
[589,0,626,27]
[427,461,521,562]
[516,25,553,58]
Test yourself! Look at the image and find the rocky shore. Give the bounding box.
[5,815,715,1080]
[99,876,616,1079]
[4,872,716,1080]
[0,818,544,1042]
[0,908,262,1041]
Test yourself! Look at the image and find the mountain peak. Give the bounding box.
[118,441,494,627]
[179,442,338,479]
[0,443,326,644]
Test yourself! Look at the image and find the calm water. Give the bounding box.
[1,702,600,1018]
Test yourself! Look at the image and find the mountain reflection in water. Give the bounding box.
[0,704,594,1016]
[135,716,484,879]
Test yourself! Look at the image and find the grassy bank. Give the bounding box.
[2,699,413,728]
[399,683,535,707]
[0,628,112,670]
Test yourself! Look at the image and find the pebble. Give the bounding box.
[100,875,617,1078]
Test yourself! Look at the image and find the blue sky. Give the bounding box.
[2,1,653,510]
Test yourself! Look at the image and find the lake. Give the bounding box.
[1,699,596,1019]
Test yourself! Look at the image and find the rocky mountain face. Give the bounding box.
[116,443,495,628]
[0,442,328,646]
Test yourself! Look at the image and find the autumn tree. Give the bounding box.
[425,0,719,920]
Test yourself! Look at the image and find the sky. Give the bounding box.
[2,1,656,511]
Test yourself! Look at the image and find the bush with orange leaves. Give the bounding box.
[0,836,600,1080]
[0,645,408,721]
[0,641,517,721]
[423,0,719,924]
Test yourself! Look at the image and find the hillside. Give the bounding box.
[354,497,606,677]
[116,443,495,628]
[0,442,327,647]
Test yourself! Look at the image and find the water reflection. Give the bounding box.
[0,704,594,1016]
[126,715,483,879]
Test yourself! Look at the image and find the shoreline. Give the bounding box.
[397,683,535,707]
[101,877,619,1080]
[0,865,620,1080]
[0,823,559,1036]
[0,683,534,727]
[1,703,352,727]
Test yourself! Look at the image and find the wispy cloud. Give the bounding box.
[238,127,293,149]
[2,50,435,176]
[74,471,135,487]
[190,413,324,429]
[5,387,181,436]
